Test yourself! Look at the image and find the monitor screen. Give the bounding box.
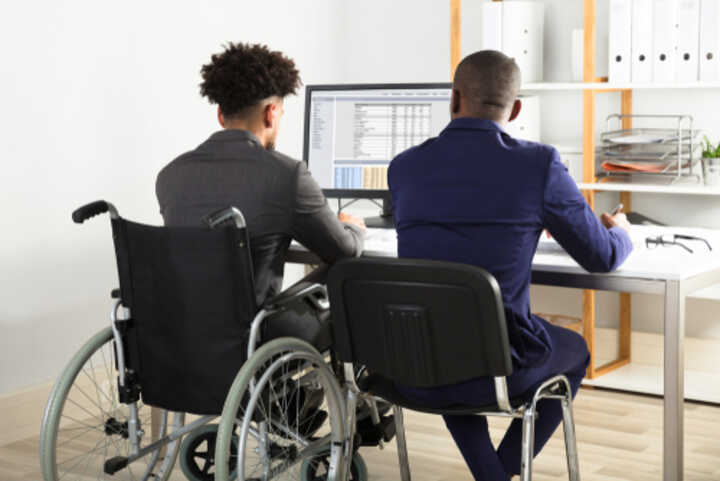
[303,84,452,193]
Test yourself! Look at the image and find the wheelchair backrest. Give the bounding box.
[327,257,513,388]
[110,216,257,414]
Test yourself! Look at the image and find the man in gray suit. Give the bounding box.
[156,42,364,349]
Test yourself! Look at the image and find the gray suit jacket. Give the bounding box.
[156,129,364,306]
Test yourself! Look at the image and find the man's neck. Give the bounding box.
[223,122,267,147]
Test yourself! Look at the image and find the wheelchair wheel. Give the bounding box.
[39,326,185,481]
[300,446,367,481]
[215,337,348,481]
[179,424,238,481]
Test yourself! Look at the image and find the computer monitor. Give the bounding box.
[303,83,452,227]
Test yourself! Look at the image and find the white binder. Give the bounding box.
[502,2,545,83]
[653,0,679,82]
[632,0,654,82]
[699,0,720,81]
[476,2,544,83]
[676,0,701,82]
[478,2,503,53]
[608,0,632,83]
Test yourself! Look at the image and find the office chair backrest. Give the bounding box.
[328,258,513,387]
[110,216,257,414]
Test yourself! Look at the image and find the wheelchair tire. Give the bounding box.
[39,326,185,481]
[179,424,238,481]
[300,445,368,481]
[215,337,348,481]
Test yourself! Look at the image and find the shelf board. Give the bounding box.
[521,81,720,91]
[578,180,720,195]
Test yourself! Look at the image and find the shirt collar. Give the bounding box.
[442,117,508,135]
[206,128,263,146]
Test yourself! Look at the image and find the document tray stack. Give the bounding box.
[597,114,702,184]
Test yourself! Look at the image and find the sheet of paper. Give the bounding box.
[606,134,668,144]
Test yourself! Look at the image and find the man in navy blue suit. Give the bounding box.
[389,51,633,481]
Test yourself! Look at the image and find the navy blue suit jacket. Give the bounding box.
[388,118,633,367]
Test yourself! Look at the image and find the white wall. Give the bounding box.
[4,0,720,396]
[341,0,450,83]
[0,0,345,395]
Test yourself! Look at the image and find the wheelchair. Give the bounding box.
[39,201,395,481]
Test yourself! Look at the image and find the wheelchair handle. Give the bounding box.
[72,200,119,223]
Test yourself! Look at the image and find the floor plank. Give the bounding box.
[3,388,719,480]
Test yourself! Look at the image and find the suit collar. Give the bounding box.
[443,117,508,135]
[206,129,262,146]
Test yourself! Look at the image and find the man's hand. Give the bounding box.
[600,211,631,234]
[338,212,366,230]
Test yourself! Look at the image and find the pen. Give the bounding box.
[611,203,623,215]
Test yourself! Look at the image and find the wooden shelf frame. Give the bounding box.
[448,0,633,379]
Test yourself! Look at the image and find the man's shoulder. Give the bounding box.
[505,135,557,156]
[264,149,303,174]
[157,138,302,179]
[156,150,194,183]
[501,135,559,168]
[391,137,437,166]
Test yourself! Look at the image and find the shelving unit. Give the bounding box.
[447,0,720,380]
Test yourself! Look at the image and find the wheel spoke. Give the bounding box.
[57,435,108,474]
[82,361,114,407]
[44,333,182,481]
[60,414,105,431]
[69,379,112,422]
[63,395,106,426]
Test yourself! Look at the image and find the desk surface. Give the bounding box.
[292,225,720,282]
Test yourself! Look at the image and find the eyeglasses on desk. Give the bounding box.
[645,234,713,254]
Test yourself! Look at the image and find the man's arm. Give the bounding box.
[542,149,633,273]
[290,162,365,263]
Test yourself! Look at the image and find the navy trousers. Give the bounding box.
[400,319,590,481]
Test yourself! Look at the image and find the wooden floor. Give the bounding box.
[2,388,719,481]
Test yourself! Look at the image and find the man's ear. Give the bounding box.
[508,99,522,122]
[217,107,225,128]
[450,89,461,115]
[263,103,276,128]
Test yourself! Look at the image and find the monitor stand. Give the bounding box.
[364,198,395,229]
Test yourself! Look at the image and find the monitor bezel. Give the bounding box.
[302,83,452,199]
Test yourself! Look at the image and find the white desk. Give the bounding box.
[287,225,720,481]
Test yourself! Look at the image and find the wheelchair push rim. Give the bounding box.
[39,326,184,481]
[214,337,348,481]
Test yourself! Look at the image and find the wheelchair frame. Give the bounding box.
[42,201,381,481]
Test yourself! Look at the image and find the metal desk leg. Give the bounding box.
[664,280,685,481]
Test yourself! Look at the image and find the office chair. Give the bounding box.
[327,257,581,481]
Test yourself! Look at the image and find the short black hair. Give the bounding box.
[453,50,521,119]
[200,42,301,118]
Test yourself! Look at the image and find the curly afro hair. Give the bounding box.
[200,42,301,118]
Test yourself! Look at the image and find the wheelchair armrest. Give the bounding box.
[264,282,329,312]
